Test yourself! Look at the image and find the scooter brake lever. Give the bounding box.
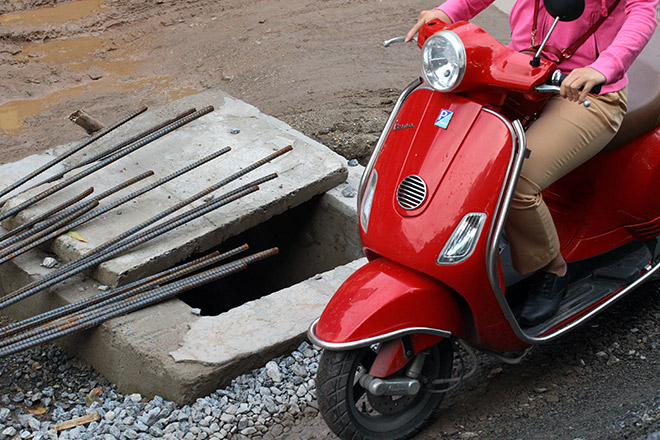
[383,35,417,47]
[533,84,592,108]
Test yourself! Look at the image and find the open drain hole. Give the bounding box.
[177,194,362,316]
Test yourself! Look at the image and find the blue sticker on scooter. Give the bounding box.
[435,109,453,129]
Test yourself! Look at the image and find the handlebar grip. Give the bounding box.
[548,72,603,95]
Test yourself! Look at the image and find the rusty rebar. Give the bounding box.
[0,149,230,305]
[0,107,147,205]
[0,106,214,223]
[0,187,94,245]
[37,147,286,282]
[0,245,249,341]
[0,259,249,357]
[0,201,99,263]
[67,145,290,259]
[41,108,198,185]
[0,147,228,267]
[0,172,153,251]
[0,248,277,355]
[0,185,259,310]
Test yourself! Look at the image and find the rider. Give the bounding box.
[406,0,657,326]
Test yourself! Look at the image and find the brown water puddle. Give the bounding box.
[1,0,200,133]
[15,36,138,75]
[0,0,107,26]
[0,78,199,132]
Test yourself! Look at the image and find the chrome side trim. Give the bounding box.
[307,318,452,351]
[482,111,537,343]
[527,262,660,341]
[358,78,423,212]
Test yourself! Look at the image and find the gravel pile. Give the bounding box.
[0,338,323,440]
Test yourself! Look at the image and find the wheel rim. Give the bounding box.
[345,343,450,433]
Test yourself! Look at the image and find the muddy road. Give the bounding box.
[1,1,659,439]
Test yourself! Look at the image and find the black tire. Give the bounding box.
[316,340,454,440]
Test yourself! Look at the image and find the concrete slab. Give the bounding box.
[0,90,366,403]
[0,89,348,287]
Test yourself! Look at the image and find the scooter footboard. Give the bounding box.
[308,259,464,350]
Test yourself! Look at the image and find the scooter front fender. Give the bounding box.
[308,258,464,350]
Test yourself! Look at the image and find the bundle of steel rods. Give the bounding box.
[0,144,291,310]
[0,101,292,356]
[0,246,279,357]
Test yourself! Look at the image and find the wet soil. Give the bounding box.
[0,0,429,165]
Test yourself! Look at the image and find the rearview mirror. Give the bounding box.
[544,0,585,22]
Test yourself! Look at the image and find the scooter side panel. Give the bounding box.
[546,127,660,260]
[314,259,464,344]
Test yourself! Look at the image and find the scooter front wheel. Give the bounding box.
[316,340,454,440]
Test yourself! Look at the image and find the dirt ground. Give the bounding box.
[0,0,438,165]
[1,1,660,440]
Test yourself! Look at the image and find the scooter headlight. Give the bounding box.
[360,169,378,233]
[421,30,466,92]
[437,212,486,264]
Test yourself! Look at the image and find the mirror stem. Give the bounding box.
[530,16,560,67]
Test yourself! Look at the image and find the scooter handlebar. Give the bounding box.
[534,71,602,107]
[383,35,417,47]
[547,71,603,95]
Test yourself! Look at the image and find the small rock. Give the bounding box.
[190,308,202,316]
[98,285,110,292]
[265,361,283,383]
[241,427,257,436]
[230,128,241,135]
[41,257,58,268]
[2,427,17,437]
[545,394,560,403]
[348,159,359,167]
[342,185,357,198]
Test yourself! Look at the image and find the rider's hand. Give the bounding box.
[405,9,452,42]
[559,67,606,105]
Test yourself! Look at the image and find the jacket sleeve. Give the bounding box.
[589,0,658,83]
[434,0,497,22]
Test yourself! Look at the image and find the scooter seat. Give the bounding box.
[602,30,660,153]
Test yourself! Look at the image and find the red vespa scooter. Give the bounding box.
[307,1,660,439]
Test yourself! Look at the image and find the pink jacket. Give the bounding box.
[436,0,658,93]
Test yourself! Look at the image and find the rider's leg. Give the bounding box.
[505,88,627,325]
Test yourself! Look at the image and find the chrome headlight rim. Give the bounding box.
[421,30,467,92]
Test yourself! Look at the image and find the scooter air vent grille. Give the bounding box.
[397,175,427,210]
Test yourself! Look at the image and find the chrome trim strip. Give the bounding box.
[483,114,538,343]
[527,262,660,341]
[307,318,452,351]
[358,78,423,212]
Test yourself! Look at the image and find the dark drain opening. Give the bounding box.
[177,195,362,316]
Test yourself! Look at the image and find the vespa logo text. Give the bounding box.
[392,120,415,132]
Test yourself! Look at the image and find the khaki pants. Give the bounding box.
[505,88,628,274]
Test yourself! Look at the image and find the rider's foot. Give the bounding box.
[519,269,570,327]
